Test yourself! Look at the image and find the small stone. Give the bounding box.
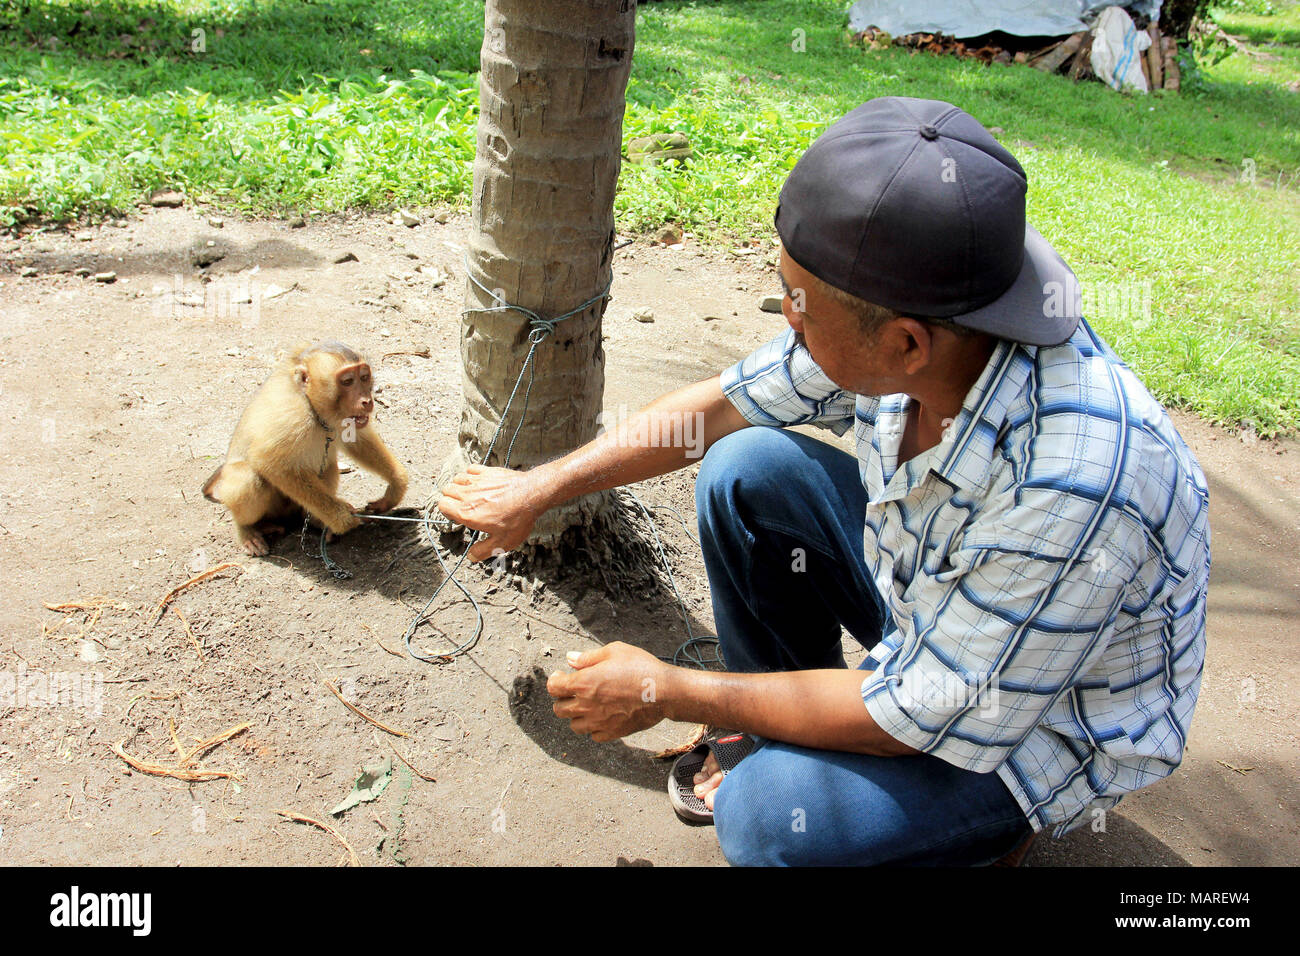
[398,208,421,227]
[78,641,102,664]
[759,294,783,313]
[287,215,306,229]
[988,126,1005,134]
[632,308,655,323]
[207,216,225,228]
[20,267,38,277]
[93,271,117,283]
[700,314,723,322]
[261,283,292,300]
[105,636,124,650]
[333,251,359,264]
[435,211,451,224]
[415,265,449,287]
[75,231,93,242]
[74,267,92,277]
[654,224,682,245]
[380,328,392,337]
[148,188,184,208]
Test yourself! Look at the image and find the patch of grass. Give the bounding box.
[1,0,1297,433]
[0,0,483,222]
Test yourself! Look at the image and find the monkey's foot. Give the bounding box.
[238,528,270,556]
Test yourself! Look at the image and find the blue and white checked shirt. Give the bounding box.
[719,318,1210,835]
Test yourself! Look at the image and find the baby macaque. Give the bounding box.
[203,341,408,555]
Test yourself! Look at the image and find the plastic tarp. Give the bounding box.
[847,1,1163,40]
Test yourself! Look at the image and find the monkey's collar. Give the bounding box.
[309,404,333,435]
[309,404,334,477]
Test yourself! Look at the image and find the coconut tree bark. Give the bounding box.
[438,0,635,546]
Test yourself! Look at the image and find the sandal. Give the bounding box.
[668,730,754,823]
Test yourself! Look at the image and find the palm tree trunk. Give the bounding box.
[438,0,635,546]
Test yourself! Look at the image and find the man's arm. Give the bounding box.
[437,376,749,560]
[546,642,920,756]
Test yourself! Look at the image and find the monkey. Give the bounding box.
[202,341,408,556]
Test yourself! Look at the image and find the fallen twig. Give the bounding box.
[391,742,437,782]
[152,563,242,626]
[110,720,249,782]
[323,678,410,738]
[1217,760,1254,776]
[172,605,205,661]
[276,810,361,866]
[44,599,112,613]
[381,349,431,361]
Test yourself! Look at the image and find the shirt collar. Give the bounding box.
[929,337,1035,493]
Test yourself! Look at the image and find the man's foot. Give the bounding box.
[669,731,755,823]
[693,750,725,811]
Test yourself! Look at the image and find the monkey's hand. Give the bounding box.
[322,502,361,536]
[437,464,545,562]
[364,489,403,514]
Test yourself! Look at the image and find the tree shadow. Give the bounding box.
[17,233,328,280]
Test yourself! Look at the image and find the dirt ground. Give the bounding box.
[0,206,1295,867]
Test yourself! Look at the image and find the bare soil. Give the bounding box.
[0,207,1295,866]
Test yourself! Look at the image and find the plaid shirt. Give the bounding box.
[719,319,1210,835]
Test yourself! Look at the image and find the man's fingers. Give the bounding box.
[565,645,610,669]
[465,535,499,563]
[546,670,571,698]
[551,697,581,719]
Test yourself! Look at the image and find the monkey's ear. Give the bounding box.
[293,364,310,389]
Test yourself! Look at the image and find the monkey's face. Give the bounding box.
[333,362,374,428]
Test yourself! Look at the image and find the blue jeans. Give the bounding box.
[695,427,1033,866]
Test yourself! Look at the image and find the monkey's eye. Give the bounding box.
[341,377,354,387]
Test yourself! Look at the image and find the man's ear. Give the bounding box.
[893,317,935,376]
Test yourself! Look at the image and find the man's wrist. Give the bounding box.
[525,459,568,514]
[657,661,695,724]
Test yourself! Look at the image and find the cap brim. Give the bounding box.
[949,225,1080,347]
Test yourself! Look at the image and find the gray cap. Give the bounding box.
[775,97,1080,346]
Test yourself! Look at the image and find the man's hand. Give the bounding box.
[547,642,670,742]
[436,464,549,562]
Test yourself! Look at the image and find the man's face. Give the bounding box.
[778,245,903,397]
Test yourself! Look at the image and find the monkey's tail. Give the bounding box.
[202,465,224,503]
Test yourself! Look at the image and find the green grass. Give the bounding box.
[2,0,1298,434]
